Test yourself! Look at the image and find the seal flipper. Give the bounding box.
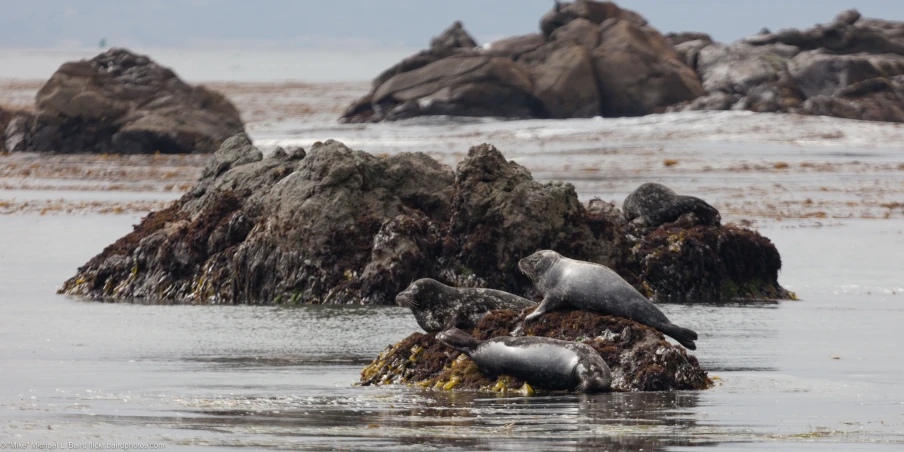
[657,323,698,350]
[436,328,480,355]
[524,296,553,322]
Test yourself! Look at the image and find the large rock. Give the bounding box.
[801,76,904,122]
[341,0,704,122]
[31,48,244,154]
[519,42,600,118]
[787,51,904,98]
[360,308,711,392]
[669,10,904,122]
[481,34,546,59]
[540,0,636,36]
[673,43,803,113]
[370,55,539,120]
[744,12,904,55]
[369,22,479,92]
[61,136,791,305]
[591,19,704,116]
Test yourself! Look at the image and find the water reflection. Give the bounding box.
[155,386,707,451]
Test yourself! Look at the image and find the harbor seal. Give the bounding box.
[437,327,612,392]
[518,250,699,350]
[623,183,720,227]
[396,278,536,333]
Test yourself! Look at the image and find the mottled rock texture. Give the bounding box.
[341,0,703,122]
[61,136,790,305]
[360,308,711,392]
[30,48,244,154]
[669,9,904,122]
[345,1,904,123]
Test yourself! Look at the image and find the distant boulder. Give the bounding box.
[31,48,244,154]
[341,0,703,122]
[668,10,904,122]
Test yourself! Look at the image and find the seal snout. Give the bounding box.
[519,250,559,281]
[517,256,534,279]
[395,285,419,309]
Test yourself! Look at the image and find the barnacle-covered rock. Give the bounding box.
[360,308,711,392]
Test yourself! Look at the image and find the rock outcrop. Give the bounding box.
[341,0,703,122]
[344,2,904,123]
[29,48,244,154]
[669,10,904,122]
[360,308,711,392]
[60,135,791,305]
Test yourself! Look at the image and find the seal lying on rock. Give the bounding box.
[623,183,720,227]
[437,327,612,392]
[396,278,536,332]
[519,250,699,350]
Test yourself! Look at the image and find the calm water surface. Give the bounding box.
[2,46,904,450]
[1,211,902,450]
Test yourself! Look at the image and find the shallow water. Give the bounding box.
[1,209,903,450]
[2,76,904,448]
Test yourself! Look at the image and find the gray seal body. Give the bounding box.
[518,250,698,350]
[396,278,535,333]
[437,327,611,392]
[623,182,720,227]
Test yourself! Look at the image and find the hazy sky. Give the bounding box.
[1,0,902,49]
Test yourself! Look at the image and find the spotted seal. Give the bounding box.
[396,278,536,333]
[518,250,699,350]
[623,183,720,227]
[437,327,612,392]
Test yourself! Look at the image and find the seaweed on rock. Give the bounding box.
[60,134,792,305]
[624,221,792,302]
[360,308,711,392]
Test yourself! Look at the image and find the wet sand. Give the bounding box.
[1,78,904,450]
[3,79,904,221]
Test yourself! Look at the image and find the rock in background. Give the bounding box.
[29,48,245,154]
[341,0,703,122]
[343,0,904,124]
[669,10,904,122]
[360,308,711,392]
[60,134,791,305]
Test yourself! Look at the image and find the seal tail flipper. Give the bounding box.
[436,327,479,355]
[658,323,698,350]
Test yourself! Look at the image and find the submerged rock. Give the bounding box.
[30,48,244,154]
[341,0,702,122]
[360,308,711,392]
[60,136,791,304]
